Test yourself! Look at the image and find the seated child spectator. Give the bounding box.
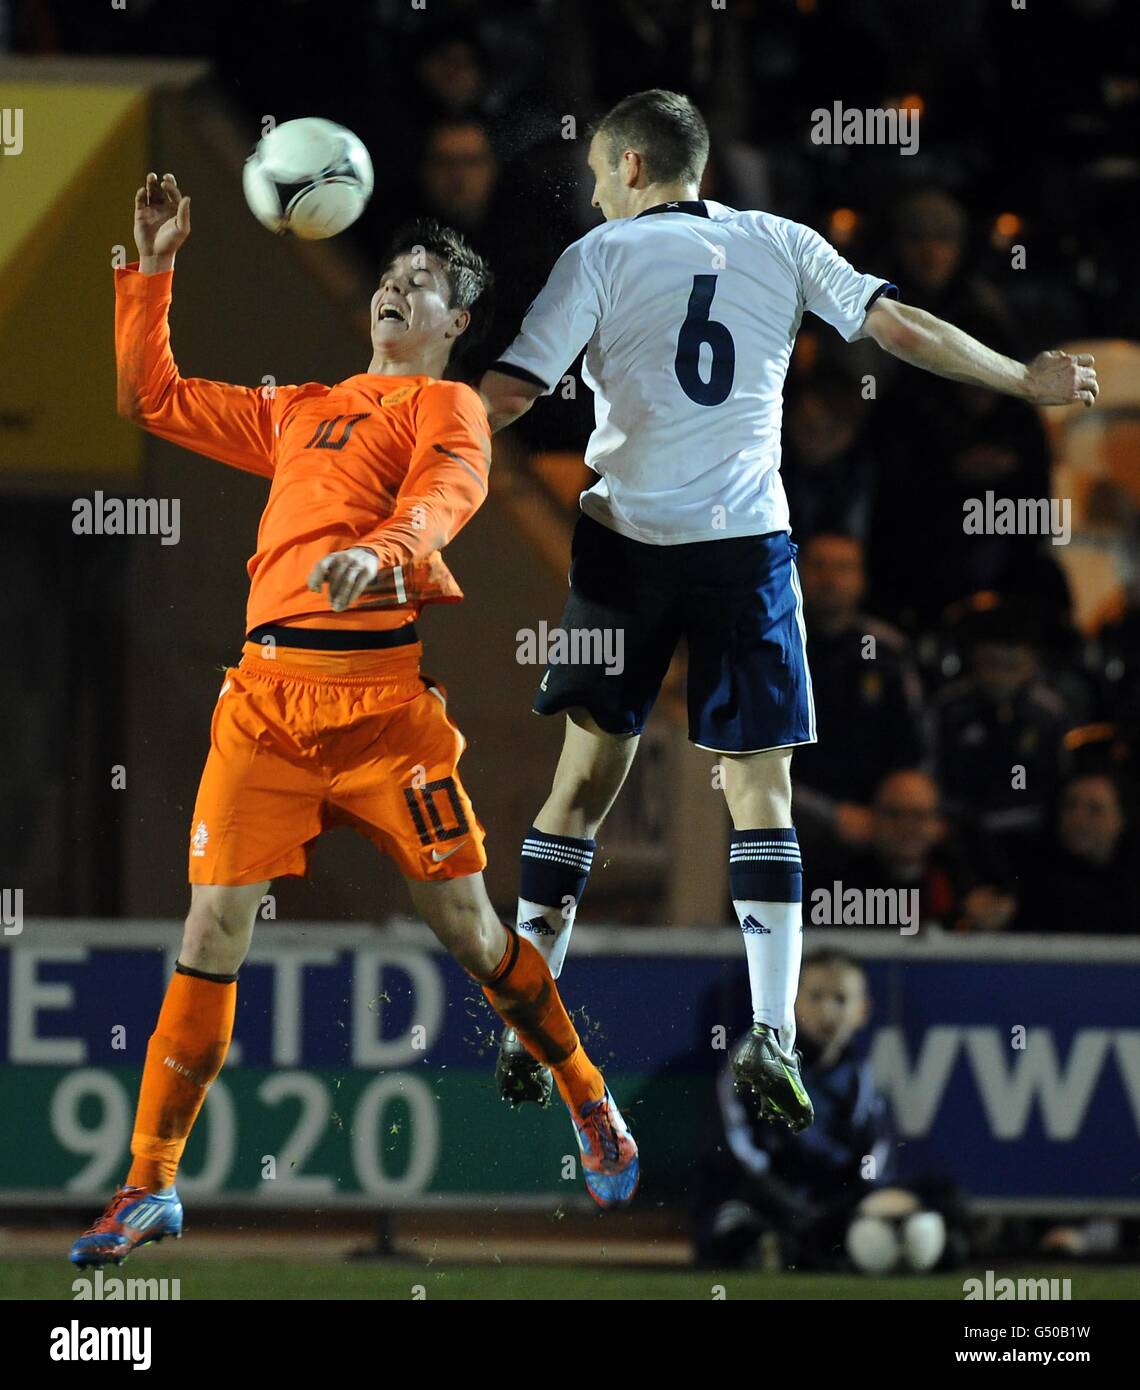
[691,950,967,1270]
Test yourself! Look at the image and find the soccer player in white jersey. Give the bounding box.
[479,90,1098,1131]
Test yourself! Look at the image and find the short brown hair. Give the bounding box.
[383,216,491,313]
[382,217,493,362]
[594,89,709,186]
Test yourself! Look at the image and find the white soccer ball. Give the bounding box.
[846,1215,901,1274]
[243,117,373,240]
[901,1210,947,1272]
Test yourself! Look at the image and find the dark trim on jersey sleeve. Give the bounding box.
[635,200,710,220]
[487,360,551,391]
[865,282,900,310]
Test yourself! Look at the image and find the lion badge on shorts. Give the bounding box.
[191,821,209,857]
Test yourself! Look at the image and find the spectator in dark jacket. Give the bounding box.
[793,533,930,874]
[1013,770,1140,932]
[933,601,1075,859]
[781,372,877,545]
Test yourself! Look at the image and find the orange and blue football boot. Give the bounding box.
[572,1089,639,1209]
[69,1185,183,1268]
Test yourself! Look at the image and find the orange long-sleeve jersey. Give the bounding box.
[114,263,492,632]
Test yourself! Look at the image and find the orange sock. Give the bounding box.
[126,965,237,1192]
[478,929,605,1111]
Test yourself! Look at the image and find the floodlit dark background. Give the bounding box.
[2,0,1137,927]
[0,0,1138,1289]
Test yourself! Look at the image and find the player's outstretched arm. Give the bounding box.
[862,297,1099,408]
[477,369,544,433]
[116,173,305,478]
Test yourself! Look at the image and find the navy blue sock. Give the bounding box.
[516,827,595,979]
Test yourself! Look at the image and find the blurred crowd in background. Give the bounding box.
[8,0,1138,932]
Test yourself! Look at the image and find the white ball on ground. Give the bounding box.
[846,1214,901,1274]
[901,1210,946,1271]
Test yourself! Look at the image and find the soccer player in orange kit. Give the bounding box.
[69,172,638,1268]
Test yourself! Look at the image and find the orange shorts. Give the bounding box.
[188,641,487,886]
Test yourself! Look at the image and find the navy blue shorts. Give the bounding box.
[533,514,817,753]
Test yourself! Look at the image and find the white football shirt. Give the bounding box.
[494,199,896,545]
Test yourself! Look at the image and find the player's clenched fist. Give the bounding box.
[307,546,381,612]
[1026,349,1099,407]
[134,172,191,273]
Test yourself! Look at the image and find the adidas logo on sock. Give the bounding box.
[740,914,772,935]
[519,916,556,937]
